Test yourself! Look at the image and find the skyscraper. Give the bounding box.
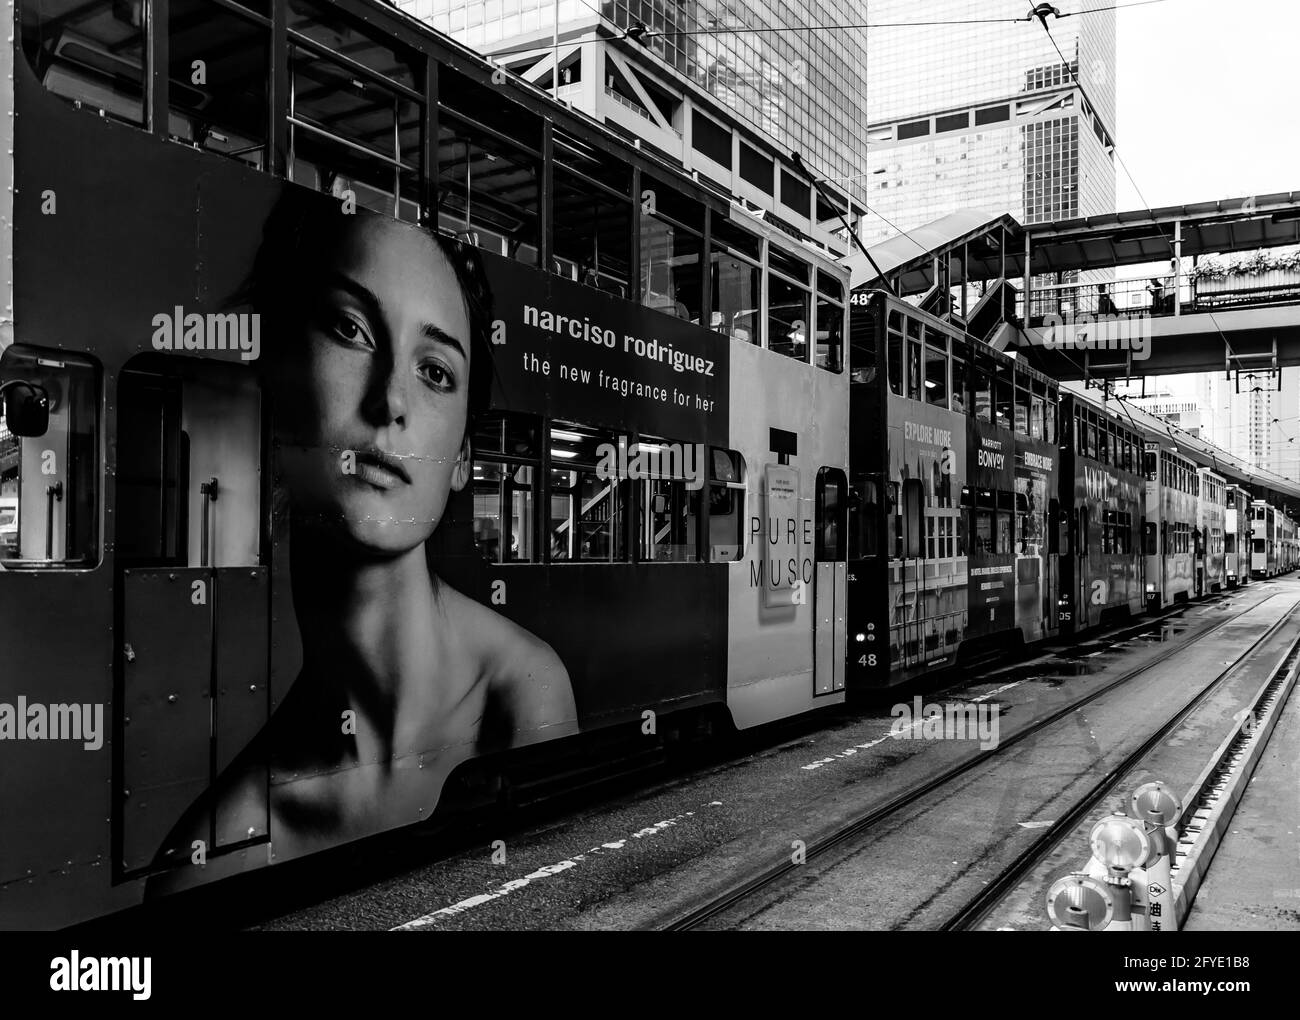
[396,1,870,254]
[863,0,1117,244]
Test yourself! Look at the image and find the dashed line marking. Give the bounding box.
[392,801,724,930]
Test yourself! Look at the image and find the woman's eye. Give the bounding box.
[322,312,370,347]
[418,361,456,391]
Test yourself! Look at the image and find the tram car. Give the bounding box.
[1251,500,1277,578]
[0,0,860,928]
[1278,512,1298,573]
[846,289,1061,687]
[1224,484,1251,587]
[1056,389,1144,634]
[1196,469,1227,596]
[1142,440,1199,608]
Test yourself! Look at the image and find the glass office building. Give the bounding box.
[396,1,870,253]
[863,0,1117,245]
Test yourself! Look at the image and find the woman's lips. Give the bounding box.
[352,450,411,490]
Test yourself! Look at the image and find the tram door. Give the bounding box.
[814,468,847,694]
[115,359,269,874]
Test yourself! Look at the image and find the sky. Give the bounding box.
[1114,0,1300,209]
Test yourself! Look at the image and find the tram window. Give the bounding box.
[472,413,541,564]
[1045,390,1058,444]
[768,269,811,363]
[973,367,992,423]
[1086,422,1097,461]
[923,331,947,407]
[440,112,540,258]
[636,435,700,563]
[288,0,418,90]
[19,0,147,126]
[293,46,422,222]
[0,347,100,567]
[710,219,762,343]
[1014,382,1030,435]
[994,366,1013,431]
[974,510,994,554]
[554,161,632,298]
[641,210,703,324]
[708,448,745,561]
[906,337,922,401]
[887,329,903,396]
[167,0,269,169]
[815,273,845,372]
[901,478,923,558]
[1144,520,1157,555]
[950,342,968,414]
[848,474,880,559]
[547,422,628,563]
[1029,395,1044,440]
[816,468,846,561]
[996,511,1012,554]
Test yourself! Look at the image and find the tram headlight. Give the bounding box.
[855,632,866,642]
[1145,583,1156,593]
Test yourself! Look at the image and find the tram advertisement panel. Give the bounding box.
[966,418,1016,638]
[4,96,734,889]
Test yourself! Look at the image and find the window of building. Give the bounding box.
[691,109,732,166]
[779,168,811,215]
[898,118,930,139]
[739,143,774,193]
[472,413,541,563]
[975,105,1011,125]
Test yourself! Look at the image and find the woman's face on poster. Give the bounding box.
[277,215,473,555]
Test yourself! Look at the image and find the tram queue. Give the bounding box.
[0,0,1297,930]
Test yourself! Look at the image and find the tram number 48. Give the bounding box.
[858,654,878,667]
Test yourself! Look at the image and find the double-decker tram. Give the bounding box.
[845,289,1060,687]
[1225,484,1251,588]
[0,0,853,928]
[1251,500,1277,578]
[1142,441,1198,608]
[1057,389,1144,633]
[1197,469,1227,596]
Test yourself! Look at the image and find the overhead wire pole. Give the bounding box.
[791,152,897,296]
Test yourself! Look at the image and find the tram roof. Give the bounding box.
[1063,381,1300,503]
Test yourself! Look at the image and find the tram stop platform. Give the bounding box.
[1183,676,1300,930]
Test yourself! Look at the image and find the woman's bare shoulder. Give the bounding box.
[438,584,577,739]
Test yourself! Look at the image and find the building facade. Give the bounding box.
[863,0,1117,244]
[396,0,869,254]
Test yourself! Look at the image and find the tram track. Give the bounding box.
[943,603,1300,930]
[657,590,1292,931]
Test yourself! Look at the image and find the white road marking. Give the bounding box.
[801,719,925,770]
[1017,820,1056,829]
[392,802,722,930]
[971,680,1025,703]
